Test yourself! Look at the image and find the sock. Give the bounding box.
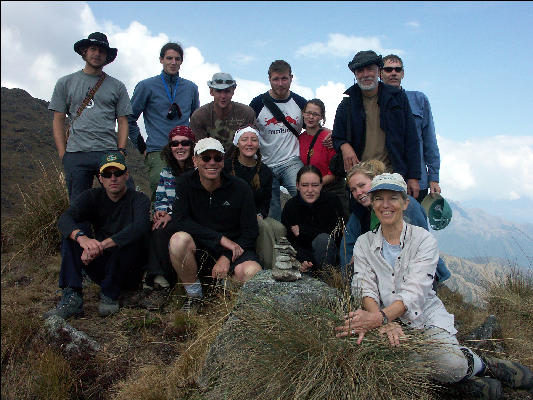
[461,347,486,377]
[184,280,203,298]
[472,353,486,376]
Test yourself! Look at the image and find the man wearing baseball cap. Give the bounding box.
[44,152,151,319]
[166,138,261,312]
[331,50,421,199]
[190,72,256,153]
[49,32,133,202]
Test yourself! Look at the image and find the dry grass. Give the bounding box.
[1,160,69,271]
[485,268,533,366]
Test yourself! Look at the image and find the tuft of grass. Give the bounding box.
[34,348,74,400]
[1,309,41,369]
[485,267,533,365]
[200,294,438,400]
[2,160,69,271]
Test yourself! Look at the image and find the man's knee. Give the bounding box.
[169,231,195,256]
[233,261,261,282]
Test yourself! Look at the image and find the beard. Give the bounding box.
[357,76,378,91]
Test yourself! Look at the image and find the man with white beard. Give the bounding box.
[331,50,421,199]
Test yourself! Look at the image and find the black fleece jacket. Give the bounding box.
[167,169,258,260]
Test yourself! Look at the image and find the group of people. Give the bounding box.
[44,32,532,399]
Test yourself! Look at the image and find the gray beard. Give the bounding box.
[358,80,378,91]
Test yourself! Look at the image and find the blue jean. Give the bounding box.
[62,151,135,203]
[268,157,303,221]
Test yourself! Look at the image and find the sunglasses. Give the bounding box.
[200,154,224,163]
[213,79,235,85]
[170,139,193,147]
[100,169,126,178]
[303,111,321,118]
[167,103,183,120]
[382,67,403,73]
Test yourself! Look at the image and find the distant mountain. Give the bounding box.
[431,200,533,270]
[0,87,149,221]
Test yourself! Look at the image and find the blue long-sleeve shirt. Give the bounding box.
[405,91,440,190]
[128,71,199,153]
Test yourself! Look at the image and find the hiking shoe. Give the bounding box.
[43,288,84,320]
[98,294,119,317]
[180,296,202,313]
[483,356,533,390]
[451,377,502,400]
[153,275,170,289]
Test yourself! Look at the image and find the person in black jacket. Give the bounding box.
[44,152,151,319]
[281,165,344,274]
[167,138,261,311]
[331,50,421,200]
[224,125,287,269]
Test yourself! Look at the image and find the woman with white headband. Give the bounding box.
[224,125,286,269]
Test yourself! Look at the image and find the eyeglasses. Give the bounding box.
[303,111,321,118]
[170,140,193,147]
[382,67,403,73]
[167,103,183,120]
[200,154,224,163]
[100,169,126,178]
[213,79,235,85]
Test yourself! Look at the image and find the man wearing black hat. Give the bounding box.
[44,152,151,319]
[49,32,133,202]
[331,50,421,199]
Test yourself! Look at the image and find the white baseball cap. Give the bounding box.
[194,137,225,155]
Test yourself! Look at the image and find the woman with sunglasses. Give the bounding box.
[339,159,450,286]
[299,99,349,220]
[145,125,196,289]
[281,165,344,276]
[224,125,286,269]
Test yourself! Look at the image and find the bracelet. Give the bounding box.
[380,309,389,325]
[74,230,86,242]
[118,147,127,156]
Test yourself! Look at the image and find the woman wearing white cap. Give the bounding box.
[225,125,286,269]
[335,173,532,398]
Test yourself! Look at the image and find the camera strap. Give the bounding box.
[160,72,179,105]
[65,72,107,142]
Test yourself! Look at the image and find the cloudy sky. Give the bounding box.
[2,1,533,223]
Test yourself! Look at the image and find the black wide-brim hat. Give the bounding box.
[348,50,383,72]
[74,32,117,65]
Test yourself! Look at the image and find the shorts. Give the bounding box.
[194,249,259,278]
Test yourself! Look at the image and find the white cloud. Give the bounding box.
[405,21,420,28]
[316,81,347,129]
[233,54,256,65]
[438,135,533,201]
[296,33,403,58]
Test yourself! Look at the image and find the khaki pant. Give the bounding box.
[144,151,167,205]
[256,217,286,269]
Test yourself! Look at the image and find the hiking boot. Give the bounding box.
[483,356,533,390]
[43,288,84,320]
[98,294,119,317]
[180,296,202,313]
[153,275,170,289]
[451,376,502,400]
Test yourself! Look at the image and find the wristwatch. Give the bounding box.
[74,230,86,242]
[380,309,389,325]
[118,147,127,156]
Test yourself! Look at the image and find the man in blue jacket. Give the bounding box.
[380,54,441,203]
[128,42,200,203]
[167,138,261,312]
[331,50,421,199]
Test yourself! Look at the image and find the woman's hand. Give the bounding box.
[335,309,382,344]
[378,322,405,347]
[152,211,171,230]
[299,261,313,273]
[291,225,300,237]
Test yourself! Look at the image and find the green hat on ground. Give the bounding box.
[421,193,452,230]
[99,152,127,173]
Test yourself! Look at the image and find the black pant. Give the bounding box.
[145,224,177,287]
[59,237,147,300]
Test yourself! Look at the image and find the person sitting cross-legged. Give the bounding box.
[167,138,262,312]
[44,152,151,319]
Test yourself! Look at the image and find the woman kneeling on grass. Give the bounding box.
[335,173,532,399]
[281,165,344,276]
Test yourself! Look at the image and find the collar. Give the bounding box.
[371,221,408,250]
[161,70,179,84]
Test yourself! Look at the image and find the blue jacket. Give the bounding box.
[128,71,199,153]
[339,195,451,282]
[332,82,421,180]
[405,90,440,191]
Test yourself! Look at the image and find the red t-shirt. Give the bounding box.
[298,128,336,177]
